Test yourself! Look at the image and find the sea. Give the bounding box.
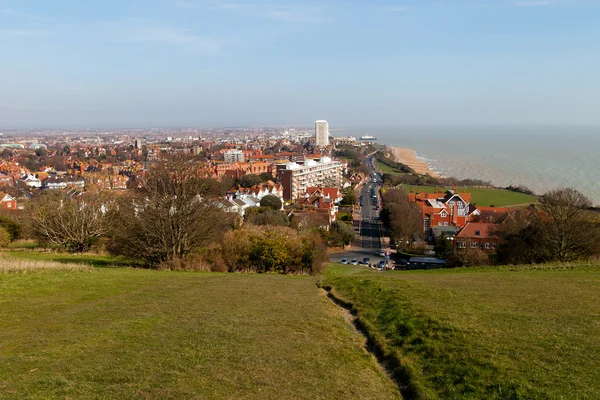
[339,125,600,206]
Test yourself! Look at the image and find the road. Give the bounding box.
[332,155,387,264]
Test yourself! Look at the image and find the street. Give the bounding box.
[331,155,387,264]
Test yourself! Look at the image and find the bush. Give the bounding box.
[0,216,21,241]
[245,208,289,226]
[217,226,327,275]
[0,227,10,248]
[259,195,282,210]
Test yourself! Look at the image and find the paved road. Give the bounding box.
[332,155,387,265]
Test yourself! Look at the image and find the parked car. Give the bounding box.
[340,258,348,264]
[363,257,370,264]
[377,250,386,257]
[350,259,358,265]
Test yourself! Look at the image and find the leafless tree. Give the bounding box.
[538,188,600,261]
[107,157,234,265]
[28,192,109,252]
[381,189,422,248]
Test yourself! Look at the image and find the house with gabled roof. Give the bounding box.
[409,189,473,239]
[0,193,17,210]
[454,222,500,253]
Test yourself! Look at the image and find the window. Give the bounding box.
[485,243,491,249]
[457,242,466,249]
[492,243,497,249]
[471,242,478,248]
[438,222,442,226]
[444,222,448,226]
[474,230,481,236]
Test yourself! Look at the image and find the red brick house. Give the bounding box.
[454,222,500,253]
[0,193,17,210]
[408,190,473,237]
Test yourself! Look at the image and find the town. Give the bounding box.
[1,119,596,271]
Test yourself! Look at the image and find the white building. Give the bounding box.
[276,156,343,200]
[224,149,244,164]
[315,120,329,147]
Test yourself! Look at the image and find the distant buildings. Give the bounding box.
[276,156,343,200]
[224,149,245,164]
[315,120,329,148]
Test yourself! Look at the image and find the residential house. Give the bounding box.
[454,222,500,253]
[408,189,473,238]
[0,193,17,210]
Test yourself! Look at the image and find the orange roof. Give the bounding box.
[456,222,497,239]
[475,206,509,214]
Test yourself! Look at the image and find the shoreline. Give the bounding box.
[389,146,441,179]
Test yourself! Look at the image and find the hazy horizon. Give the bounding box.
[2,0,600,128]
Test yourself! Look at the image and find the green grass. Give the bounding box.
[321,263,600,399]
[401,185,538,207]
[0,266,400,399]
[376,160,406,175]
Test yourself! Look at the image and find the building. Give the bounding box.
[224,149,245,164]
[134,139,143,149]
[408,189,472,239]
[315,120,329,148]
[276,157,343,200]
[0,193,17,210]
[454,222,500,253]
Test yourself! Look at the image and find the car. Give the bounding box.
[358,260,366,265]
[377,250,386,257]
[363,257,370,263]
[350,259,359,265]
[340,258,348,264]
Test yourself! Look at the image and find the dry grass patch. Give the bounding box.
[0,258,93,273]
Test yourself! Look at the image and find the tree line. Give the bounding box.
[2,157,358,274]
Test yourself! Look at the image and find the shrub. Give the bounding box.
[259,195,283,210]
[0,227,10,248]
[0,216,21,241]
[217,226,327,275]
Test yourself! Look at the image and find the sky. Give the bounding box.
[1,0,600,128]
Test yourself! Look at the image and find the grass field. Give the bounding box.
[0,266,399,399]
[376,160,405,175]
[322,264,600,399]
[401,185,538,207]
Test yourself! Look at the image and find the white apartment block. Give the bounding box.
[315,120,330,147]
[277,156,343,200]
[224,149,244,164]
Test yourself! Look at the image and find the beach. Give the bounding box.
[390,146,441,178]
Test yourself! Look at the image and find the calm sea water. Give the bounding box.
[340,126,600,205]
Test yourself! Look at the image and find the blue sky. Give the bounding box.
[1,0,599,128]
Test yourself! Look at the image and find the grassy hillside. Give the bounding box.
[376,160,405,175]
[0,266,399,399]
[321,264,600,399]
[401,185,538,207]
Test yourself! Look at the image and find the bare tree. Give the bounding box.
[107,157,234,265]
[538,188,600,262]
[28,192,109,252]
[381,189,422,248]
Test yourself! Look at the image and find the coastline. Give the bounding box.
[389,146,441,179]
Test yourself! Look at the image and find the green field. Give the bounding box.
[401,185,538,207]
[322,264,600,399]
[376,160,405,175]
[0,264,399,399]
